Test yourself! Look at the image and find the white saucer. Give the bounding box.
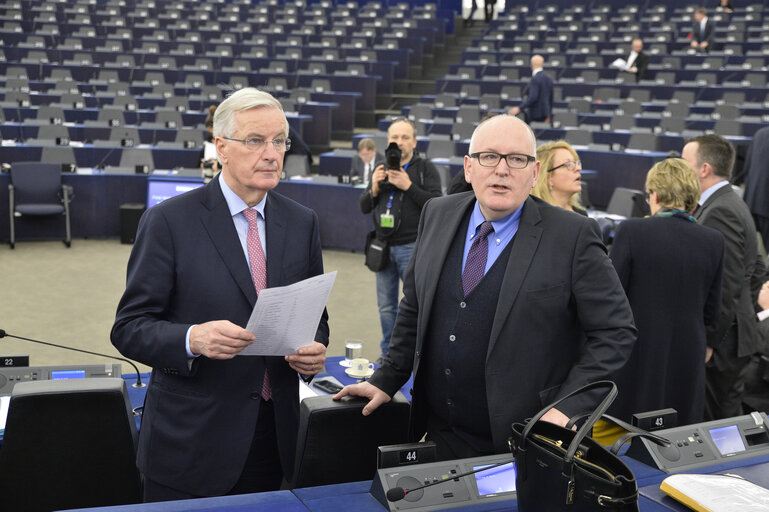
[338,359,352,367]
[345,367,374,379]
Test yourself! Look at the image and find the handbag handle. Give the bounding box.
[563,412,671,454]
[520,380,617,465]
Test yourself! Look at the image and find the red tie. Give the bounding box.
[243,208,271,400]
[462,221,494,297]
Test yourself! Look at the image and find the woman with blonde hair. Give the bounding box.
[594,158,724,445]
[532,140,586,215]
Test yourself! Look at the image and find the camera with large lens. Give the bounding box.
[385,142,402,170]
[380,142,402,192]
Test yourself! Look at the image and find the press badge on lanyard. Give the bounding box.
[380,161,408,229]
[380,192,396,228]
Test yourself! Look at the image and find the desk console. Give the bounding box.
[0,364,121,395]
[370,453,515,511]
[627,411,769,473]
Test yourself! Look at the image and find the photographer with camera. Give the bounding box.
[360,118,442,363]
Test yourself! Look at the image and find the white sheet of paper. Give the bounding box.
[0,395,9,435]
[240,271,337,356]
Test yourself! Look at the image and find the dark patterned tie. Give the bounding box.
[462,221,494,296]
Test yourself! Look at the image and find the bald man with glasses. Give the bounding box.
[337,115,635,460]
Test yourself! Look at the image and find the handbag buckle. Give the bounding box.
[597,495,612,506]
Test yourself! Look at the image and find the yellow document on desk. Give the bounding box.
[661,473,769,511]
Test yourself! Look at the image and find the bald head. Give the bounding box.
[531,55,544,70]
[470,114,537,155]
[632,39,643,52]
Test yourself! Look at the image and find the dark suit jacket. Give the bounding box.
[351,151,384,181]
[628,51,649,82]
[695,184,762,357]
[742,126,769,219]
[519,71,554,122]
[609,216,723,425]
[111,174,329,496]
[693,18,715,46]
[369,193,636,453]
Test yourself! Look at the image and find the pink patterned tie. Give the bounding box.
[243,208,271,400]
[462,221,494,297]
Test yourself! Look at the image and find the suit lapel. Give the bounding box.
[487,197,543,357]
[417,193,475,345]
[264,193,287,288]
[200,175,257,305]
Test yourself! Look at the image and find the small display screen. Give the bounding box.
[709,425,746,455]
[473,462,516,496]
[147,179,204,208]
[51,370,86,380]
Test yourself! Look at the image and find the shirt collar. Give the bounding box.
[532,67,543,76]
[218,174,267,219]
[469,200,524,240]
[698,179,730,206]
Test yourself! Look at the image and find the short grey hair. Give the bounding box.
[468,114,537,155]
[213,88,288,139]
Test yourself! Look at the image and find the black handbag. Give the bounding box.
[510,381,641,511]
[364,230,389,272]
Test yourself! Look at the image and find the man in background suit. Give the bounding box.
[337,115,636,460]
[351,137,383,185]
[112,88,329,501]
[691,7,714,52]
[625,38,649,82]
[508,55,554,124]
[683,134,763,420]
[741,125,769,248]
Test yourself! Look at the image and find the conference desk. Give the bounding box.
[0,172,370,252]
[59,453,769,511]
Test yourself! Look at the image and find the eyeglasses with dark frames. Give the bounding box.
[546,160,582,173]
[222,137,291,152]
[469,152,536,169]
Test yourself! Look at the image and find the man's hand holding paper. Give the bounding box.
[286,341,327,376]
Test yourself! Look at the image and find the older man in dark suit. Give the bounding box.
[508,55,554,124]
[112,88,329,501]
[683,134,763,420]
[336,114,636,460]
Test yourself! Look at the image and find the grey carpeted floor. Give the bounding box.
[0,239,385,374]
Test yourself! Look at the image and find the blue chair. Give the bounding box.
[8,162,73,248]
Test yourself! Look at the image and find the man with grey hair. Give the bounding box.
[112,87,329,500]
[683,134,764,420]
[337,115,635,460]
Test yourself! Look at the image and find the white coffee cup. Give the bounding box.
[349,358,374,376]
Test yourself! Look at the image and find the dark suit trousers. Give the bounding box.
[705,326,751,420]
[143,399,282,502]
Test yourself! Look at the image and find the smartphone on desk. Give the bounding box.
[312,377,344,394]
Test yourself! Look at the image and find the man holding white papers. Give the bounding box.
[112,88,329,501]
[611,39,649,83]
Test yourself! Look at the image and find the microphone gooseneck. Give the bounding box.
[385,458,513,502]
[0,329,146,388]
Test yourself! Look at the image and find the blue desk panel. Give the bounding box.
[60,491,309,512]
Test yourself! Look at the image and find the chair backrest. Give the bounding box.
[119,148,155,171]
[40,146,77,166]
[0,378,141,510]
[606,187,648,218]
[426,138,456,160]
[283,154,309,178]
[10,162,63,203]
[627,132,658,151]
[289,393,410,488]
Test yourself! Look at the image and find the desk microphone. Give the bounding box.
[385,458,513,502]
[0,329,146,388]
